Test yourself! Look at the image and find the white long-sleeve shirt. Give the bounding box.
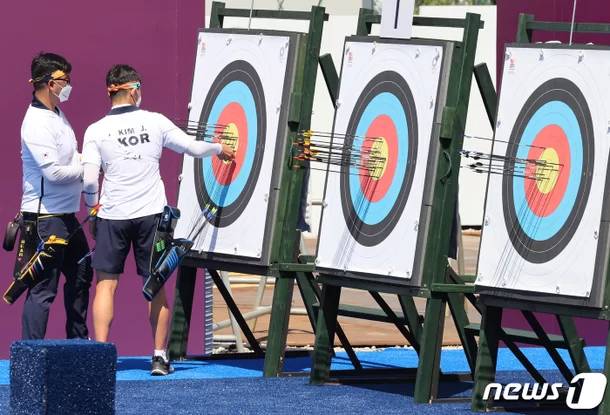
[20,99,83,213]
[82,105,221,220]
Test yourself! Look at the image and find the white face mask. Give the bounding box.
[135,93,142,108]
[55,84,72,103]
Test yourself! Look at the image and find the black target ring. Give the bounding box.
[502,77,594,263]
[339,71,418,247]
[194,60,266,228]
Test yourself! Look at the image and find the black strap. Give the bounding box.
[35,177,44,244]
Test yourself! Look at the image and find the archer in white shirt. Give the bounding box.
[18,52,92,340]
[82,64,234,375]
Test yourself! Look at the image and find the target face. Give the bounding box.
[194,60,266,227]
[340,71,418,247]
[502,78,594,263]
[316,38,450,283]
[477,45,610,305]
[175,31,297,263]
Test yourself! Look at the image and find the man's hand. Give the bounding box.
[217,143,235,162]
[87,204,100,240]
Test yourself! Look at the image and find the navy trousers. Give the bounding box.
[21,214,93,339]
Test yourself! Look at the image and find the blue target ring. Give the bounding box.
[195,60,266,228]
[340,71,418,247]
[512,101,582,240]
[348,92,409,225]
[502,78,594,263]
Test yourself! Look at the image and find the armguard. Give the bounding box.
[142,238,194,301]
[3,235,68,304]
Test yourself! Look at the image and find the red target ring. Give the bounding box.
[358,115,398,203]
[523,124,570,217]
[212,102,248,185]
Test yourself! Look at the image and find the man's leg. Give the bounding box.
[22,268,60,339]
[90,217,130,342]
[62,216,93,339]
[133,213,172,375]
[133,213,168,350]
[21,216,66,339]
[92,272,119,342]
[149,286,170,350]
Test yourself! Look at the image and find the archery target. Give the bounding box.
[194,59,266,228]
[175,30,296,262]
[340,70,418,247]
[316,38,450,281]
[477,45,610,303]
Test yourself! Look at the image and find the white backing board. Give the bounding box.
[316,38,446,281]
[476,45,610,299]
[175,31,293,261]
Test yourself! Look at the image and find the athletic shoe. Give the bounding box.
[151,356,173,376]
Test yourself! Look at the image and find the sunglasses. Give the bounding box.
[51,76,71,85]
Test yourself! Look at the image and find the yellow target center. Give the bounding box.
[221,123,239,164]
[368,137,389,180]
[535,148,560,194]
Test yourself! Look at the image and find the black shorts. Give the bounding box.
[91,214,160,277]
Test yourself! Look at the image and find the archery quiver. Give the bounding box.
[143,206,193,301]
[3,214,21,251]
[3,235,68,304]
[143,238,194,301]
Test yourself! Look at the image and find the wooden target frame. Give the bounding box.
[314,36,454,289]
[476,43,610,309]
[309,10,486,406]
[168,2,330,379]
[175,28,301,269]
[472,13,610,415]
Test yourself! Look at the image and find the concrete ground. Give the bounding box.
[212,231,481,348]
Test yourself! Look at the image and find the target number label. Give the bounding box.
[381,0,415,39]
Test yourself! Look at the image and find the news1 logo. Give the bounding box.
[483,373,607,410]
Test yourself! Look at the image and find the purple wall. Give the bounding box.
[0,1,206,358]
[497,0,610,345]
[497,0,610,80]
[2,0,607,358]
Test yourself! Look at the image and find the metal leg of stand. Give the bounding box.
[472,304,502,411]
[219,270,245,353]
[251,275,268,333]
[414,296,447,403]
[310,283,341,385]
[168,265,197,361]
[598,321,610,415]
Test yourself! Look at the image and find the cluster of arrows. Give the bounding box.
[175,122,562,184]
[460,135,562,182]
[293,130,389,178]
[460,150,562,182]
[176,119,239,146]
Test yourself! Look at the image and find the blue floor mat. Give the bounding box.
[110,345,608,382]
[0,373,597,415]
[1,346,605,414]
[0,347,605,415]
[0,346,606,384]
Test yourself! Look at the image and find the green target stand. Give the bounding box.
[167,1,335,376]
[308,9,486,403]
[471,14,610,413]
